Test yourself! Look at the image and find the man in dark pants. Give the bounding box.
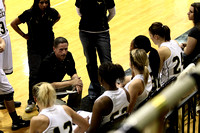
[36,37,83,110]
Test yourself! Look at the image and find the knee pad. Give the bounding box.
[4,92,14,101]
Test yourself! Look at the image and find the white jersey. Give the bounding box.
[124,74,148,111]
[160,40,183,85]
[39,105,74,133]
[0,69,13,95]
[96,88,129,125]
[0,0,13,74]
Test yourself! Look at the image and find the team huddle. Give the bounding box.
[1,0,200,132]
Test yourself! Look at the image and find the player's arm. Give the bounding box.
[157,46,171,72]
[0,37,5,53]
[63,105,89,133]
[2,0,6,10]
[127,79,142,113]
[29,115,49,133]
[87,96,112,133]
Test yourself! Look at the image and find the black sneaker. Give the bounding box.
[0,130,3,133]
[0,101,21,109]
[12,116,30,130]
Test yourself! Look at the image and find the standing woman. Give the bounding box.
[149,22,183,85]
[124,49,149,113]
[30,82,89,133]
[11,0,61,113]
[180,3,200,68]
[75,0,116,101]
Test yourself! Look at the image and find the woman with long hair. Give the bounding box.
[180,3,200,68]
[149,22,183,85]
[130,35,160,92]
[11,0,61,113]
[124,49,149,113]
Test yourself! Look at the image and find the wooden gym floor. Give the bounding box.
[0,0,195,132]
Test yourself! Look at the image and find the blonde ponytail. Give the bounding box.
[143,66,149,85]
[33,82,56,107]
[130,49,149,85]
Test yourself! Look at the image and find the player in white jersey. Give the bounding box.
[0,37,30,131]
[159,40,183,85]
[96,87,129,125]
[78,62,129,133]
[120,49,150,113]
[30,82,89,133]
[124,74,148,111]
[0,0,21,111]
[130,35,160,92]
[149,22,183,85]
[0,0,12,74]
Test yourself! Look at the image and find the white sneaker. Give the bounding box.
[25,102,35,113]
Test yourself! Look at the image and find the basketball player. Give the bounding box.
[76,62,130,133]
[0,0,21,110]
[0,37,30,131]
[30,82,89,133]
[149,22,183,85]
[124,49,150,113]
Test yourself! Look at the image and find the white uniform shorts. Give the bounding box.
[0,69,14,95]
[0,33,13,74]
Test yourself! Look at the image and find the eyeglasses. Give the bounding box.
[39,1,48,4]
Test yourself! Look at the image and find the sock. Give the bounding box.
[9,111,19,123]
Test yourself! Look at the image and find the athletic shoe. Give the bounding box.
[25,102,35,113]
[0,101,21,109]
[12,116,30,130]
[0,130,3,133]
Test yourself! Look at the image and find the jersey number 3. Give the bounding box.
[0,21,6,34]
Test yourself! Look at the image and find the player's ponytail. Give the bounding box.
[130,49,149,85]
[149,47,160,79]
[143,66,149,85]
[149,22,171,41]
[32,82,56,108]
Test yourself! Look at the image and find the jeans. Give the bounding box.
[79,31,112,98]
